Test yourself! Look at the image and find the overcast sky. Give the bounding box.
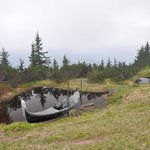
[0,0,150,66]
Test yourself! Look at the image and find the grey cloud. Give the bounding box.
[0,0,150,66]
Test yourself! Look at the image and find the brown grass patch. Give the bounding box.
[0,84,13,99]
[73,136,104,145]
[0,131,51,141]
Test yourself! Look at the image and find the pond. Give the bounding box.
[0,87,108,124]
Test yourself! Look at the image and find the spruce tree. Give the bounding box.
[144,42,150,55]
[18,58,24,72]
[34,32,50,66]
[113,58,117,68]
[52,59,62,83]
[135,46,144,61]
[29,43,36,67]
[93,63,98,70]
[53,59,59,71]
[29,32,51,67]
[98,59,104,71]
[106,57,111,68]
[144,42,150,65]
[101,59,104,67]
[0,47,10,67]
[62,55,70,67]
[134,42,150,68]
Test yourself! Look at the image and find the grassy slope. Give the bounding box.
[0,78,110,101]
[134,66,150,80]
[0,79,150,149]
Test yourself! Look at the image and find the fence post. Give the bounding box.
[80,79,82,105]
[67,80,70,116]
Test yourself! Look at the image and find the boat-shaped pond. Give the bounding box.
[0,87,108,124]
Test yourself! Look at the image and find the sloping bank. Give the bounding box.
[1,79,150,149]
[0,79,108,102]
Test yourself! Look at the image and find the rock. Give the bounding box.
[80,103,95,110]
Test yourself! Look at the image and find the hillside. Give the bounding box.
[134,66,150,80]
[0,78,150,149]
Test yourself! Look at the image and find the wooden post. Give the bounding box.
[67,80,70,116]
[80,79,82,105]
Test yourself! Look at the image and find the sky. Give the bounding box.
[0,0,150,67]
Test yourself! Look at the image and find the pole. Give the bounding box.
[80,79,82,105]
[67,80,70,116]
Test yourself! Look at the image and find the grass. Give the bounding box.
[134,66,150,80]
[1,79,150,149]
[0,78,110,102]
[0,84,14,99]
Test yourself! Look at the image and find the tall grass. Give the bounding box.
[0,84,13,98]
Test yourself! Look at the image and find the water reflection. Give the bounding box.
[0,104,12,124]
[0,87,107,124]
[34,87,47,108]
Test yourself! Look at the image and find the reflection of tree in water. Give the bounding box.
[1,90,33,112]
[82,92,87,96]
[58,89,74,97]
[20,90,33,101]
[0,90,33,124]
[95,93,102,97]
[7,96,21,110]
[0,87,85,124]
[47,88,74,100]
[87,93,96,100]
[6,90,33,111]
[39,93,47,108]
[82,92,102,101]
[52,88,61,100]
[33,87,47,108]
[0,103,13,124]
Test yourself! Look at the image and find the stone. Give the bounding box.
[80,103,95,110]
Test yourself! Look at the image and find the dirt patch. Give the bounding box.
[0,131,51,141]
[74,136,104,145]
[27,136,104,149]
[0,136,25,141]
[0,132,5,137]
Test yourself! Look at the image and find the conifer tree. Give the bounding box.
[93,63,98,70]
[29,43,36,67]
[135,46,144,62]
[106,57,111,68]
[18,58,24,72]
[144,42,150,65]
[144,42,150,55]
[29,32,51,67]
[98,59,104,71]
[134,45,147,67]
[52,59,62,83]
[0,47,10,67]
[101,59,104,67]
[53,59,59,71]
[113,58,117,68]
[62,55,70,67]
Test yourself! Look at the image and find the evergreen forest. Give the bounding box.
[0,32,149,85]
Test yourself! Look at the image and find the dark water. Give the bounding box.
[0,87,107,124]
[136,77,150,83]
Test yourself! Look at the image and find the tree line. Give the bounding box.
[0,32,149,85]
